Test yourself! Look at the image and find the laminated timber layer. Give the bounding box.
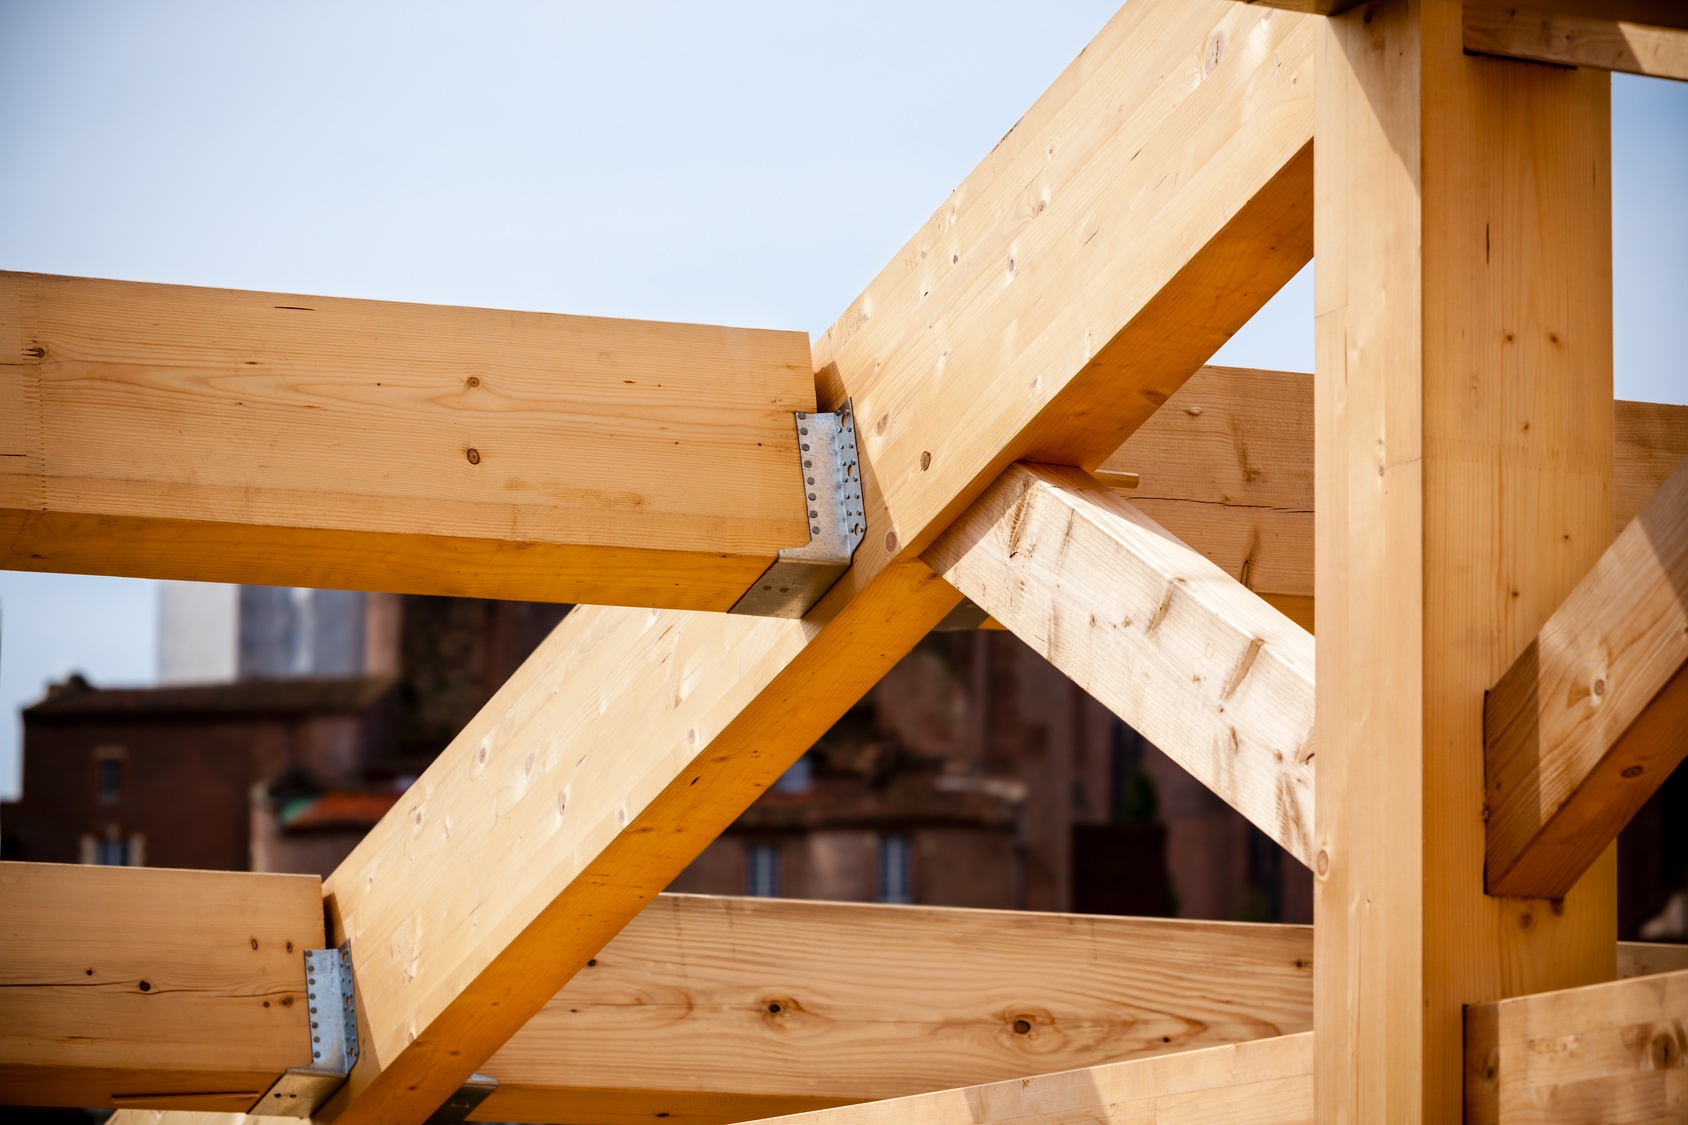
[0,271,816,611]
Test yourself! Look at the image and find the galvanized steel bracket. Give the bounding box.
[730,401,866,618]
[422,1074,500,1124]
[250,943,359,1117]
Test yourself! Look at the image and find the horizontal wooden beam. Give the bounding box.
[0,271,815,611]
[924,463,1315,866]
[732,1033,1315,1125]
[1484,454,1688,898]
[1464,1,1688,81]
[1098,366,1688,631]
[1465,966,1688,1123]
[476,894,1313,1125]
[0,862,321,1112]
[59,884,1678,1123]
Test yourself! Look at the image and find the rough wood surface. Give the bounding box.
[1464,2,1688,81]
[0,271,814,611]
[478,894,1313,1124]
[1485,455,1688,898]
[0,862,321,1111]
[1313,1,1617,1117]
[730,1033,1314,1125]
[925,463,1315,866]
[1465,966,1688,1124]
[1098,366,1688,633]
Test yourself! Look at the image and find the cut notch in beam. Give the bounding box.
[925,462,1315,867]
[0,862,322,1113]
[1485,453,1688,899]
[0,271,816,612]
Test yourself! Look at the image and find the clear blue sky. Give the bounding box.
[1,2,1684,798]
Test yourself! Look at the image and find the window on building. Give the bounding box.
[95,747,125,805]
[746,842,780,898]
[877,833,912,904]
[95,835,130,866]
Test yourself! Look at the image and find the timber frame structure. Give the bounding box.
[4,1,1688,1122]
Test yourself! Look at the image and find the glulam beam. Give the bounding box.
[1465,967,1688,1123]
[0,863,321,1112]
[0,271,814,611]
[925,463,1316,866]
[1464,1,1688,81]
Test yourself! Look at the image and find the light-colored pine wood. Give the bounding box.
[0,272,814,611]
[809,0,1314,583]
[1097,366,1688,632]
[480,894,1314,1125]
[1620,941,1688,979]
[302,4,1320,1122]
[924,463,1315,866]
[730,1033,1314,1125]
[1313,1,1617,1117]
[1465,966,1688,1124]
[0,862,321,1112]
[1464,2,1688,81]
[1485,455,1688,898]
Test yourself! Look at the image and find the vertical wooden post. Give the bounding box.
[1312,0,1617,1118]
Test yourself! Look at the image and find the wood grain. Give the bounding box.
[478,894,1314,1124]
[0,272,813,611]
[925,463,1315,866]
[1313,0,1617,1117]
[1465,967,1688,1124]
[1485,454,1688,898]
[730,1033,1314,1125]
[0,862,321,1110]
[1465,2,1688,81]
[305,3,1320,1122]
[1098,366,1688,629]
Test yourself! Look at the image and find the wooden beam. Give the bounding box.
[0,862,321,1112]
[0,271,815,612]
[728,1033,1315,1125]
[63,888,1681,1124]
[1464,2,1688,82]
[1097,365,1688,632]
[924,463,1316,866]
[1485,454,1688,898]
[478,894,1314,1125]
[1464,967,1688,1123]
[1314,1,1617,1118]
[288,4,1319,1123]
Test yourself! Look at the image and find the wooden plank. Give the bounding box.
[477,894,1314,1125]
[1313,0,1617,1118]
[76,903,1684,1125]
[924,463,1316,866]
[1485,455,1688,898]
[0,862,322,1112]
[0,272,814,612]
[1620,941,1688,980]
[1097,366,1688,632]
[1465,2,1688,81]
[728,1033,1314,1125]
[1464,967,1688,1124]
[298,4,1319,1123]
